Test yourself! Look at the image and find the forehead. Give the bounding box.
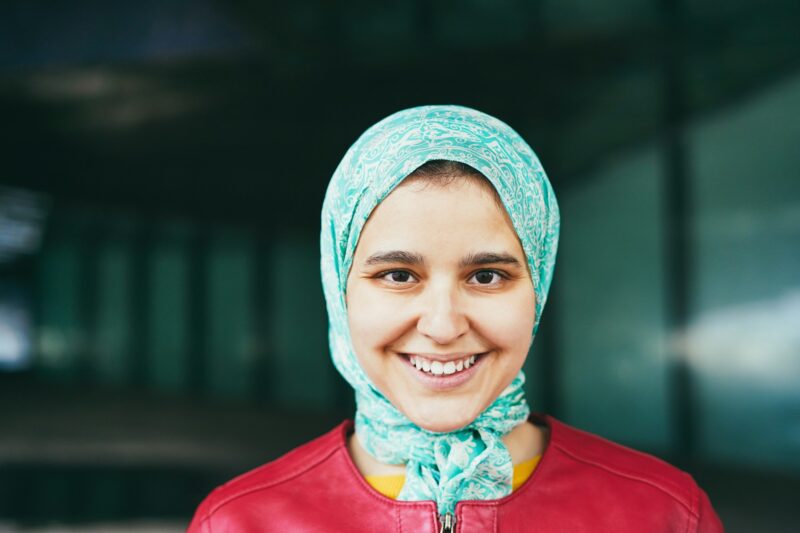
[401,169,506,210]
[354,177,522,257]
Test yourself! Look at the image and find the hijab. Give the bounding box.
[320,105,559,515]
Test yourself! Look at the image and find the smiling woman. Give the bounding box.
[188,106,723,532]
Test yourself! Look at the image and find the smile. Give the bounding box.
[407,353,481,376]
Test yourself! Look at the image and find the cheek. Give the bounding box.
[474,291,536,354]
[347,286,406,353]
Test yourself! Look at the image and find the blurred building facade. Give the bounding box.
[1,1,799,531]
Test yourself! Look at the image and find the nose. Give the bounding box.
[416,282,469,345]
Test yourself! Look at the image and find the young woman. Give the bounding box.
[188,106,723,532]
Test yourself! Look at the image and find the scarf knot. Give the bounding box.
[354,375,529,514]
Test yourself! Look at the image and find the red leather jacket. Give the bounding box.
[188,414,723,532]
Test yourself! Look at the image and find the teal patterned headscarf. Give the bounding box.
[320,105,559,515]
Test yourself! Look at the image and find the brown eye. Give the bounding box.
[380,270,415,283]
[470,270,504,285]
[475,271,495,284]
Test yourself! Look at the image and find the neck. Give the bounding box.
[504,419,548,464]
[347,420,547,477]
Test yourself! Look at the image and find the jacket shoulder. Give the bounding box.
[546,416,699,511]
[189,421,349,528]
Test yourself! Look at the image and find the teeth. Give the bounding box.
[408,354,480,376]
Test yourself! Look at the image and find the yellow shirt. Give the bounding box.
[365,455,541,500]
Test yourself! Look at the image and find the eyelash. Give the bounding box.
[376,269,509,286]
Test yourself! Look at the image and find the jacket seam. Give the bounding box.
[204,443,437,521]
[685,479,699,533]
[337,441,439,512]
[204,443,341,518]
[396,505,401,532]
[551,417,697,492]
[553,442,699,517]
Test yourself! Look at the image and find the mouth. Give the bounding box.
[405,353,484,376]
[399,352,488,390]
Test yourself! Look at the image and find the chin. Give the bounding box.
[407,408,478,434]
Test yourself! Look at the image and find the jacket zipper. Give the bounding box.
[439,512,455,533]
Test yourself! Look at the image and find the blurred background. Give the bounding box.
[1,0,799,531]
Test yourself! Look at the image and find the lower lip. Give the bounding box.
[401,353,487,391]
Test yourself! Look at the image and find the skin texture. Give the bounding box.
[345,176,545,473]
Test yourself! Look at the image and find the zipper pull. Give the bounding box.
[439,512,455,533]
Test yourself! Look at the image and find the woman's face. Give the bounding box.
[346,176,536,433]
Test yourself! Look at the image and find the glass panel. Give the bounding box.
[36,235,84,380]
[147,222,191,392]
[0,283,32,371]
[557,144,670,451]
[270,237,332,410]
[93,233,133,386]
[205,227,255,400]
[688,72,800,471]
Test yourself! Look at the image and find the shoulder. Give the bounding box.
[532,415,722,531]
[188,420,352,532]
[545,415,696,503]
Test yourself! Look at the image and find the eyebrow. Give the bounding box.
[364,250,424,266]
[458,252,523,269]
[363,250,523,269]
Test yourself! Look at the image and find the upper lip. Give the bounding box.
[401,352,485,362]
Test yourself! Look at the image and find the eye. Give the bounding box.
[379,270,417,284]
[469,269,506,286]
